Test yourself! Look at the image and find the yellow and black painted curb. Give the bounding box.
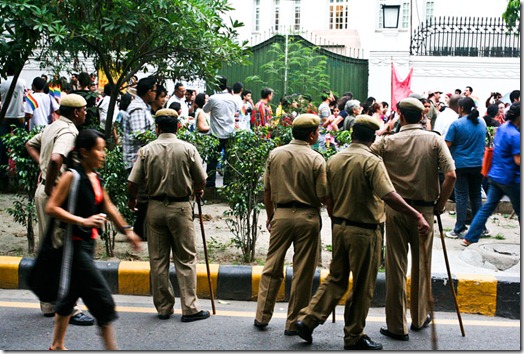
[0,256,519,320]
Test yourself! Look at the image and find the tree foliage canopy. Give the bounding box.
[502,0,520,29]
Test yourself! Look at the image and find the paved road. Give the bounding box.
[0,289,519,351]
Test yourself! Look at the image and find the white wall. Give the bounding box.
[368,51,521,112]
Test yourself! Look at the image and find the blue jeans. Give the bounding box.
[465,178,521,243]
[453,167,483,233]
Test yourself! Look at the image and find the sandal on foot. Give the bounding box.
[461,240,472,247]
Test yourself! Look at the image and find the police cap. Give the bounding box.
[292,113,320,128]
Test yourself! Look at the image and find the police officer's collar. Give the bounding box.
[399,123,423,132]
[157,133,177,139]
[350,142,372,151]
[58,115,75,124]
[289,139,309,146]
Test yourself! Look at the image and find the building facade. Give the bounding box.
[226,0,520,105]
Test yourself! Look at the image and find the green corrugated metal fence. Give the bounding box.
[218,34,368,105]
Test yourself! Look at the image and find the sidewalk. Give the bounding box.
[0,202,520,319]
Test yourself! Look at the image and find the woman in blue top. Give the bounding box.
[462,102,521,246]
[444,97,487,238]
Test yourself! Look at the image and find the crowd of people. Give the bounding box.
[0,68,520,350]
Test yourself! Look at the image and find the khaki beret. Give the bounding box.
[399,97,424,112]
[292,113,320,128]
[353,114,381,131]
[60,94,87,108]
[155,108,178,118]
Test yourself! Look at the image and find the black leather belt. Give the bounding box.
[276,202,314,208]
[403,199,435,207]
[149,196,190,203]
[332,217,379,230]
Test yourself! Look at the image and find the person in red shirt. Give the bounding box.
[252,87,274,127]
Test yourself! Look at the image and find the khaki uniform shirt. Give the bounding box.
[264,139,328,207]
[128,133,207,198]
[27,116,78,182]
[328,143,395,224]
[371,124,455,202]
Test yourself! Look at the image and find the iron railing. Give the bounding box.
[248,25,364,59]
[411,16,520,57]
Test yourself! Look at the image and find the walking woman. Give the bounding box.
[462,102,521,246]
[46,129,141,350]
[444,97,487,239]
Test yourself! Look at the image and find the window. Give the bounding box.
[329,0,349,30]
[294,0,301,30]
[255,0,260,32]
[401,1,410,29]
[275,0,280,31]
[425,0,434,21]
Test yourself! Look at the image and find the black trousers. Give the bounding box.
[55,239,118,327]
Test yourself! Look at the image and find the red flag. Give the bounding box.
[391,62,413,112]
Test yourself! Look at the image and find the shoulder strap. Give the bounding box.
[56,169,81,301]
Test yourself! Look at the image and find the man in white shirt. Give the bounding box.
[98,83,119,130]
[0,68,27,190]
[25,77,59,130]
[166,82,189,118]
[433,94,460,139]
[203,76,239,187]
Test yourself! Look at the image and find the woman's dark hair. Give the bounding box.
[486,104,499,118]
[155,84,167,100]
[66,129,105,167]
[366,102,381,115]
[195,93,206,108]
[458,97,479,125]
[505,102,520,122]
[292,126,318,141]
[119,93,133,111]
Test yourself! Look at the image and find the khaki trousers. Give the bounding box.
[255,207,320,331]
[35,183,49,243]
[298,224,381,346]
[384,205,434,335]
[147,200,200,316]
[35,182,81,316]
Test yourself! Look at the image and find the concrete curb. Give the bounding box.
[0,256,519,319]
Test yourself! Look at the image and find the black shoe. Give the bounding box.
[284,330,298,336]
[43,312,55,318]
[69,312,95,326]
[410,314,432,331]
[181,310,210,322]
[344,335,383,350]
[158,313,171,320]
[295,320,313,344]
[254,319,268,328]
[380,327,409,341]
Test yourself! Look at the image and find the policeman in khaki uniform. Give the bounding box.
[127,109,210,322]
[26,93,94,326]
[254,113,329,335]
[371,98,456,341]
[294,115,430,350]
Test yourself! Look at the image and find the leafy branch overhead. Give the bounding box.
[0,0,249,138]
